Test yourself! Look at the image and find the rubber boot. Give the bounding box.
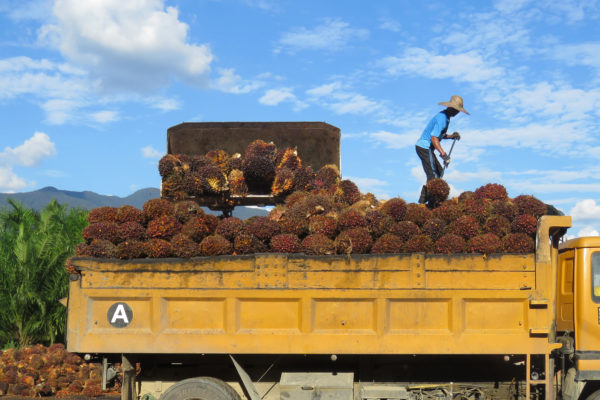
[418,185,427,204]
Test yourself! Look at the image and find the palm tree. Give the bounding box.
[0,199,88,348]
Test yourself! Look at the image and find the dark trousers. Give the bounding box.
[416,145,443,181]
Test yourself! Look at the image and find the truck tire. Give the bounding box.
[585,389,600,400]
[159,377,241,400]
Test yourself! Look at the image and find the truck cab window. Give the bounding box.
[592,253,600,302]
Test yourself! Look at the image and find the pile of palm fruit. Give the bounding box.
[0,344,115,397]
[72,139,550,260]
[158,139,313,198]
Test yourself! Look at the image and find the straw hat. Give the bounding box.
[439,95,470,115]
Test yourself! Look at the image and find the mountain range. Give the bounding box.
[0,187,268,218]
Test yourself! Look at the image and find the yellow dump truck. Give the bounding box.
[65,123,600,400]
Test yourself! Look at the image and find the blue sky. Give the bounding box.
[1,0,600,238]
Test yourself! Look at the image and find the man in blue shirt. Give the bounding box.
[416,95,469,204]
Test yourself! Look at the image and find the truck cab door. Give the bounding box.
[575,249,600,379]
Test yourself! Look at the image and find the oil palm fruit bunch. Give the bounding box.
[403,234,434,253]
[425,178,450,207]
[199,235,233,256]
[474,183,508,201]
[467,233,502,254]
[271,233,302,253]
[371,233,404,254]
[302,233,335,255]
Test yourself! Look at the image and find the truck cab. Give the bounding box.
[558,237,600,398]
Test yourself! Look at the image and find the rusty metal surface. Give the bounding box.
[166,122,341,171]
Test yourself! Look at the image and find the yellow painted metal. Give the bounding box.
[556,249,575,332]
[66,216,571,358]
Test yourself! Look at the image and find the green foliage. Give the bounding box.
[0,199,87,348]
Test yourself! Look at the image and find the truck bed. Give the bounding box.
[66,251,554,356]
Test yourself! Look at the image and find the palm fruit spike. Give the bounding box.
[199,235,233,256]
[216,217,245,241]
[421,218,447,241]
[371,233,404,254]
[173,200,203,223]
[116,240,146,259]
[158,154,181,178]
[205,149,229,173]
[467,233,502,254]
[513,194,547,219]
[170,233,200,258]
[145,238,172,258]
[276,147,302,171]
[338,209,368,230]
[474,183,508,201]
[308,214,338,239]
[82,221,121,244]
[365,210,394,238]
[293,166,316,192]
[142,198,175,222]
[404,203,433,227]
[403,234,434,253]
[380,197,407,222]
[335,179,361,205]
[146,215,182,240]
[116,205,144,224]
[483,215,511,237]
[197,164,228,194]
[242,156,276,193]
[302,233,335,255]
[272,167,295,197]
[502,233,535,253]
[334,227,373,254]
[426,178,450,207]
[244,216,281,243]
[227,153,243,172]
[270,233,302,253]
[511,214,538,237]
[228,169,248,196]
[234,233,266,255]
[389,220,421,242]
[448,215,480,240]
[314,164,340,189]
[245,139,277,161]
[87,206,118,223]
[435,233,466,254]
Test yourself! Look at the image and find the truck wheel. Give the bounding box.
[159,377,241,400]
[585,389,600,400]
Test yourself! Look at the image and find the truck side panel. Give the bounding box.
[67,253,551,355]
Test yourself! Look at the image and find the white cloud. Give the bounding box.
[368,130,416,149]
[379,17,401,32]
[570,199,600,224]
[577,226,600,237]
[259,88,296,106]
[277,18,368,52]
[1,132,56,167]
[213,68,263,94]
[42,0,213,92]
[305,81,385,116]
[0,132,56,192]
[90,110,118,123]
[142,146,162,159]
[494,0,532,14]
[0,167,28,192]
[306,82,343,97]
[553,43,600,69]
[344,176,389,194]
[379,48,504,83]
[150,97,180,112]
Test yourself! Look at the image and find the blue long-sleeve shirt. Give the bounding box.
[416,112,449,149]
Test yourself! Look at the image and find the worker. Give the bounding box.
[416,95,469,204]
